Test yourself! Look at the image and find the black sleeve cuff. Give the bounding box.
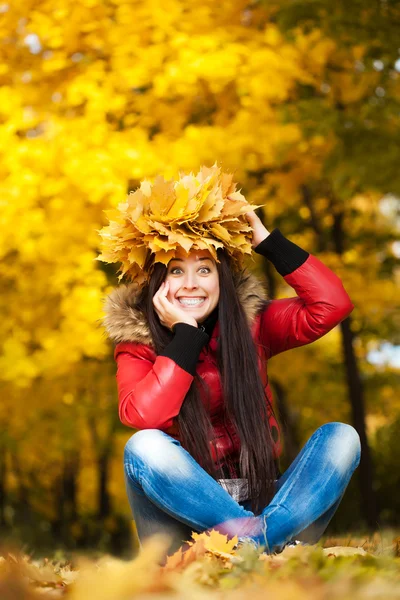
[159,323,210,376]
[254,228,309,276]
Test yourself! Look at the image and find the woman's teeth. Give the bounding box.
[178,298,205,307]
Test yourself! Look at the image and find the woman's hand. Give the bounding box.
[245,209,271,249]
[153,281,198,330]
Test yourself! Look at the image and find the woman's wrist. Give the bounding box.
[171,319,198,332]
[160,324,209,375]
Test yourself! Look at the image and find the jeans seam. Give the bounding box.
[124,459,144,494]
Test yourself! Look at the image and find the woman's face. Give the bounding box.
[165,248,220,323]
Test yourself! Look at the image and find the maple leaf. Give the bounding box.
[163,538,207,572]
[190,529,239,558]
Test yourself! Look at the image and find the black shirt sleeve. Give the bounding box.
[158,323,210,376]
[254,228,309,277]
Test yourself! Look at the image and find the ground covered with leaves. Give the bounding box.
[1,530,400,599]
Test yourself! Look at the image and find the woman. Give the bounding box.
[101,168,361,558]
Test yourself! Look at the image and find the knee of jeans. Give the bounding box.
[124,429,192,477]
[320,422,361,473]
[125,429,168,460]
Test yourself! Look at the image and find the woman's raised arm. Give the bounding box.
[254,228,354,358]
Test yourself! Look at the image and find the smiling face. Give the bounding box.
[165,248,220,323]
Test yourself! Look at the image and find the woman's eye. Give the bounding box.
[169,266,210,274]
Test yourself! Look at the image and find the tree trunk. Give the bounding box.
[0,446,6,527]
[98,452,112,519]
[61,452,79,522]
[52,451,79,542]
[339,316,379,527]
[10,452,31,523]
[87,415,116,520]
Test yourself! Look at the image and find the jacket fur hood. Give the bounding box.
[102,269,269,347]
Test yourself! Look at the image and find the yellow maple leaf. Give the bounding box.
[190,529,238,556]
[127,245,147,268]
[164,548,184,570]
[135,215,152,234]
[163,538,208,572]
[210,223,231,243]
[153,248,177,266]
[149,175,176,219]
[167,230,195,253]
[197,187,224,222]
[166,183,190,219]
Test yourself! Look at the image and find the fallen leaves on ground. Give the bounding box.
[1,530,400,599]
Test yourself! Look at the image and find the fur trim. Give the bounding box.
[102,269,269,346]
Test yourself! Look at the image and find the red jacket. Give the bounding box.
[103,250,353,476]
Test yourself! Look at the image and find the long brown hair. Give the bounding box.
[136,249,277,515]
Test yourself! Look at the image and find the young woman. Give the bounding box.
[103,208,361,558]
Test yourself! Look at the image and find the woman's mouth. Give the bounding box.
[177,297,206,307]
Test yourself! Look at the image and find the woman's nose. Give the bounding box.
[183,273,198,289]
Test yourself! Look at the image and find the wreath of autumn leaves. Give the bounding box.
[96,162,264,285]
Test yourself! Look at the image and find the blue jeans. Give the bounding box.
[124,422,361,557]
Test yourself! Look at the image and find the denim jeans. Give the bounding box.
[124,422,361,557]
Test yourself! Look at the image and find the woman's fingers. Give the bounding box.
[154,282,163,298]
[154,280,191,330]
[158,281,170,304]
[153,281,166,302]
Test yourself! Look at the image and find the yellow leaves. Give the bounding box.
[0,552,79,596]
[170,181,190,218]
[148,249,177,267]
[209,223,231,243]
[97,162,266,283]
[191,529,239,557]
[164,538,207,571]
[40,53,69,73]
[330,71,380,105]
[323,546,368,557]
[0,86,23,120]
[69,534,171,600]
[263,25,283,47]
[162,529,242,578]
[0,338,40,385]
[197,188,225,223]
[127,245,147,268]
[149,175,177,219]
[3,535,400,600]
